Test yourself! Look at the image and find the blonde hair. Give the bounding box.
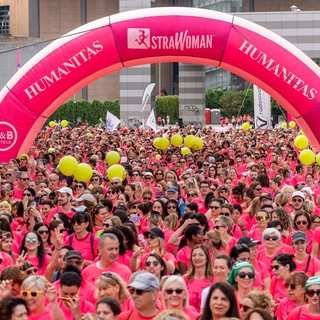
[215,215,234,233]
[96,272,130,303]
[153,309,188,320]
[206,230,227,250]
[164,213,178,231]
[245,197,261,217]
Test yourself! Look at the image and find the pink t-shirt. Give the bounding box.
[294,255,320,277]
[58,299,95,320]
[81,261,132,285]
[64,232,99,261]
[176,246,191,270]
[183,275,213,312]
[0,252,14,272]
[28,308,52,320]
[26,254,51,275]
[270,276,287,304]
[276,298,299,320]
[286,304,320,320]
[286,229,314,254]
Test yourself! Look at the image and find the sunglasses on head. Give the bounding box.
[128,287,151,296]
[264,236,278,241]
[25,267,38,275]
[306,289,320,297]
[165,288,184,295]
[102,272,119,284]
[21,291,44,297]
[146,260,160,267]
[237,272,254,279]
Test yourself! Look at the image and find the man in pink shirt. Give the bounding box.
[49,187,75,220]
[81,233,131,285]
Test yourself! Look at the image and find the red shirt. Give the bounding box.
[286,304,320,320]
[276,298,299,320]
[118,308,162,320]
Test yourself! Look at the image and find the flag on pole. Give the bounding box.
[106,111,121,132]
[16,48,21,71]
[145,109,158,131]
[141,83,155,113]
[253,85,272,129]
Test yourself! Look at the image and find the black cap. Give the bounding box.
[259,193,273,201]
[238,236,261,247]
[144,227,164,240]
[64,250,83,261]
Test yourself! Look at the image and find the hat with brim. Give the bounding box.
[128,272,160,291]
[143,227,164,240]
[238,236,261,248]
[292,231,307,243]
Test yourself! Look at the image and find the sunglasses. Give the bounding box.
[306,289,320,297]
[146,261,160,267]
[203,164,209,167]
[23,193,32,197]
[238,272,255,279]
[25,267,38,275]
[296,221,307,225]
[144,177,153,180]
[5,173,12,177]
[165,288,184,295]
[214,225,226,230]
[292,198,303,203]
[91,178,100,182]
[131,205,139,209]
[102,272,119,284]
[21,291,44,297]
[256,216,267,221]
[220,212,230,216]
[20,178,30,181]
[103,223,113,228]
[107,191,116,194]
[210,206,220,210]
[254,188,262,191]
[167,205,177,209]
[284,283,298,290]
[38,230,49,235]
[146,234,156,240]
[111,182,119,185]
[72,220,86,225]
[187,193,196,197]
[219,190,228,193]
[75,185,84,189]
[264,236,278,241]
[143,197,152,200]
[59,228,66,234]
[25,237,38,243]
[271,265,280,271]
[241,305,253,312]
[128,287,151,296]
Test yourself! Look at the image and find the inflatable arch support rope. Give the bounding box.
[0,7,320,161]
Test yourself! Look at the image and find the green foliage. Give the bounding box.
[155,95,179,123]
[219,90,243,118]
[47,99,120,126]
[205,89,224,109]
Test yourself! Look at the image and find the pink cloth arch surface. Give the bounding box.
[0,7,320,161]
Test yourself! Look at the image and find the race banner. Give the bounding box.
[253,85,272,129]
[106,111,121,132]
[145,108,158,131]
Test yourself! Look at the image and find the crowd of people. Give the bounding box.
[0,122,319,320]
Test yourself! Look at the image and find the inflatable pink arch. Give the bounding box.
[1,7,320,161]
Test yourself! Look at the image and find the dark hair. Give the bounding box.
[215,254,232,270]
[117,225,137,250]
[178,225,202,250]
[201,282,239,320]
[233,204,242,214]
[273,254,296,272]
[71,211,93,232]
[229,243,250,262]
[0,296,29,319]
[113,209,128,223]
[105,228,126,255]
[60,271,82,288]
[33,222,51,245]
[19,231,45,268]
[185,202,198,213]
[96,297,121,316]
[294,211,311,230]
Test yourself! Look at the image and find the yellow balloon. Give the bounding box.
[282,123,287,129]
[153,137,162,149]
[49,121,56,128]
[181,147,191,155]
[316,153,320,166]
[105,151,120,165]
[107,164,126,181]
[299,149,315,166]
[289,121,296,128]
[156,154,161,160]
[48,148,55,153]
[171,134,183,147]
[242,123,250,131]
[184,135,195,148]
[294,135,309,150]
[158,137,170,150]
[58,156,78,176]
[191,137,203,151]
[74,163,93,182]
[61,120,68,127]
[87,132,93,137]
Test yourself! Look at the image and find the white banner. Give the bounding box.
[141,83,155,113]
[145,109,158,131]
[106,111,121,132]
[253,85,272,129]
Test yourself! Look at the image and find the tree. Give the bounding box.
[219,90,243,118]
[155,95,179,124]
[205,89,224,109]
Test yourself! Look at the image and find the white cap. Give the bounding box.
[301,186,314,195]
[76,193,96,203]
[292,190,305,200]
[57,187,73,197]
[120,156,127,163]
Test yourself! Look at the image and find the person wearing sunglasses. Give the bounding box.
[13,171,30,200]
[73,181,87,199]
[227,261,255,309]
[292,231,320,277]
[290,190,305,216]
[105,186,119,207]
[33,222,52,255]
[118,272,161,319]
[18,231,51,276]
[239,290,274,320]
[144,253,167,280]
[286,276,320,320]
[247,209,270,244]
[287,211,313,254]
[275,272,308,320]
[95,271,130,311]
[161,275,199,319]
[270,254,297,305]
[20,275,65,319]
[214,215,238,254]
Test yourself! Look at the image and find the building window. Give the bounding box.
[0,6,10,35]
